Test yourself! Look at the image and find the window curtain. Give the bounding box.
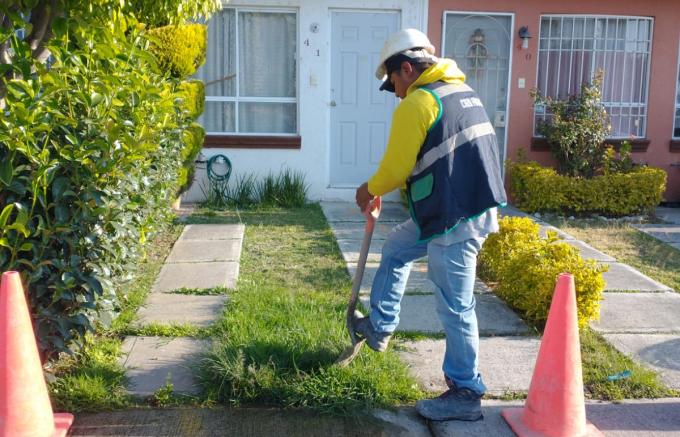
[196,9,236,132]
[239,12,297,133]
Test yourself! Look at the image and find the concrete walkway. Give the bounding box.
[119,224,244,396]
[320,202,680,395]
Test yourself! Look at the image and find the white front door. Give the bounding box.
[329,11,399,187]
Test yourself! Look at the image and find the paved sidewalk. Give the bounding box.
[321,201,680,396]
[68,399,680,436]
[119,223,244,396]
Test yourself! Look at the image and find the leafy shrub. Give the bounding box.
[0,7,203,360]
[257,168,309,208]
[176,80,205,119]
[532,71,610,178]
[479,217,607,330]
[177,123,205,195]
[126,0,221,27]
[147,24,207,78]
[509,161,667,216]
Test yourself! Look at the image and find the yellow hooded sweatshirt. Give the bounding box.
[367,59,466,196]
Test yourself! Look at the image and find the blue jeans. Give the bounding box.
[368,219,487,395]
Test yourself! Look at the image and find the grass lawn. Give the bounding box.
[50,222,183,411]
[548,218,680,293]
[190,205,421,413]
[545,217,679,399]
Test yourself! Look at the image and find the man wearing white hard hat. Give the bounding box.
[354,28,507,421]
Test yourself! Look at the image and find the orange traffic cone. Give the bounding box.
[0,271,74,437]
[502,273,603,437]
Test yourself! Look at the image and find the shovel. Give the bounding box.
[335,196,381,367]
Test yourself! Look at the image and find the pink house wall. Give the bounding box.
[428,0,680,202]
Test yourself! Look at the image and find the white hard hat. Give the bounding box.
[375,28,436,81]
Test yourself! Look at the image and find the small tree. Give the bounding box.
[531,71,611,178]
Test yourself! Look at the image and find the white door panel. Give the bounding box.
[330,11,399,186]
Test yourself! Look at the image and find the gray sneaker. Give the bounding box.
[352,316,392,352]
[415,386,483,421]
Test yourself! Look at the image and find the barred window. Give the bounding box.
[674,43,680,139]
[535,16,653,138]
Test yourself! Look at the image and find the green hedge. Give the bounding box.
[176,80,205,120]
[478,216,607,330]
[0,10,196,360]
[509,161,666,216]
[147,24,207,78]
[177,123,205,194]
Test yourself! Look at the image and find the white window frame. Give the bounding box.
[203,7,299,136]
[674,41,680,139]
[534,14,654,139]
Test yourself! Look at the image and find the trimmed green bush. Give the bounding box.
[0,7,204,360]
[509,161,666,217]
[177,123,205,194]
[478,216,607,330]
[147,24,207,78]
[176,80,205,120]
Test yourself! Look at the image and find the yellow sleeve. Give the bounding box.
[367,89,439,196]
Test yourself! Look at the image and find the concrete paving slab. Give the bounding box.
[166,240,242,263]
[603,334,680,389]
[70,406,430,436]
[348,262,493,295]
[399,337,540,394]
[336,238,387,264]
[152,262,239,292]
[672,242,680,251]
[119,336,210,396]
[360,293,530,336]
[655,206,680,224]
[591,292,680,333]
[633,224,680,243]
[180,224,245,241]
[320,201,409,223]
[134,293,227,327]
[498,206,532,219]
[565,239,616,262]
[430,399,680,437]
[602,262,673,292]
[329,221,396,241]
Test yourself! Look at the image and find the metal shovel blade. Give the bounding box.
[335,197,381,367]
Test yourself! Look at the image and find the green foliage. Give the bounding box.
[531,71,610,177]
[176,79,205,120]
[508,161,667,216]
[147,24,207,79]
[603,141,635,175]
[197,206,422,413]
[478,216,607,330]
[201,169,309,210]
[0,7,196,359]
[177,123,204,195]
[125,0,221,27]
[257,168,309,208]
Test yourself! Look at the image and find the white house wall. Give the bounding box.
[184,0,428,203]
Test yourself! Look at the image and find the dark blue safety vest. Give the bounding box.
[406,81,507,242]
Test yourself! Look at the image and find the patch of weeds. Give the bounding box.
[49,336,130,412]
[393,331,446,342]
[490,391,527,401]
[580,328,675,399]
[170,286,230,295]
[196,205,423,414]
[124,323,213,338]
